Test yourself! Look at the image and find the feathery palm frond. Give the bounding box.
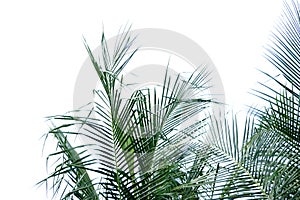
[40,26,215,199]
[265,0,300,92]
[249,0,300,198]
[195,0,300,198]
[40,0,300,198]
[39,122,100,200]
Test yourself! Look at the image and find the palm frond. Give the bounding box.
[264,0,300,91]
[41,25,214,199]
[196,114,269,199]
[40,0,300,198]
[39,124,100,199]
[253,0,299,143]
[242,121,300,199]
[246,0,300,198]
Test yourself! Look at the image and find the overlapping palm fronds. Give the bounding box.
[39,25,217,199]
[257,0,300,142]
[40,0,300,199]
[202,0,300,198]
[249,0,300,198]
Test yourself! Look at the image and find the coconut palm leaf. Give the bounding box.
[39,26,141,199]
[242,120,300,199]
[39,124,100,199]
[264,0,300,92]
[187,114,269,199]
[40,0,300,198]
[40,25,216,199]
[178,0,300,198]
[246,0,300,198]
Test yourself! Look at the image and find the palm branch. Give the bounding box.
[201,0,300,198]
[39,0,300,198]
[40,25,216,199]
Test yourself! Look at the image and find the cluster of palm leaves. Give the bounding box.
[40,0,299,199]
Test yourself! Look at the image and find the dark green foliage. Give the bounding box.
[40,1,300,199]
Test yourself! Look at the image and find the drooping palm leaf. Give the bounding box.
[40,0,300,198]
[248,0,300,198]
[188,1,300,198]
[39,26,141,199]
[40,25,216,199]
[265,0,300,92]
[259,0,300,141]
[39,122,100,199]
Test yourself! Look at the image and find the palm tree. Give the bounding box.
[39,0,300,199]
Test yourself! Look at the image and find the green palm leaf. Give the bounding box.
[40,25,214,199]
[39,0,300,198]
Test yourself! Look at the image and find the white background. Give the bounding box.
[0,0,282,199]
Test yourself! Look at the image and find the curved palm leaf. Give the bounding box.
[249,0,300,198]
[40,0,300,198]
[257,0,300,142]
[40,26,215,199]
[178,0,300,198]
